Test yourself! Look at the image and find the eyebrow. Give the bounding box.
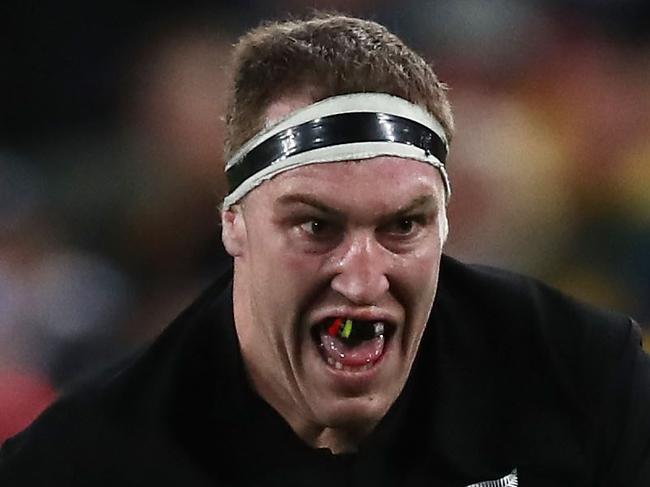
[275,194,342,216]
[393,194,438,215]
[275,193,439,218]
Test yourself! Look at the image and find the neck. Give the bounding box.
[311,423,375,454]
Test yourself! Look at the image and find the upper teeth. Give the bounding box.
[374,322,384,335]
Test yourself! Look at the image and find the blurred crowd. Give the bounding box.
[2,0,649,441]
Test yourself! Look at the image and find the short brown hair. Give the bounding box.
[224,13,454,161]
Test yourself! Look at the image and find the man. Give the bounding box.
[2,13,650,487]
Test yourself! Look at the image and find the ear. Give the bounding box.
[221,206,247,257]
[439,208,450,247]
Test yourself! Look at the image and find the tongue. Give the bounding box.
[319,327,385,367]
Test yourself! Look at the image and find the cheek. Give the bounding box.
[247,216,327,293]
[267,226,326,275]
[251,231,324,305]
[278,254,327,305]
[396,245,442,308]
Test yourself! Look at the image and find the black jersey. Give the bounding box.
[2,255,649,486]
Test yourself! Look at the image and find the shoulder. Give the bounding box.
[0,364,125,484]
[0,267,235,485]
[434,256,650,484]
[437,253,636,346]
[434,254,641,406]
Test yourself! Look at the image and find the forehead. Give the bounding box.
[240,95,446,213]
[246,157,445,216]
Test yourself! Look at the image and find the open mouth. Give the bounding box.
[311,318,394,372]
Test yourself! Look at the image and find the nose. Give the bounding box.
[330,233,390,305]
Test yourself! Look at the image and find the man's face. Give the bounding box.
[222,105,448,441]
[223,100,446,439]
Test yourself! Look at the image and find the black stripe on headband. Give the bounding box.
[226,111,448,192]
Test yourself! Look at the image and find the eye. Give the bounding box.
[299,218,332,237]
[395,218,415,234]
[385,217,419,236]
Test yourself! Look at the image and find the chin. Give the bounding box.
[317,394,392,431]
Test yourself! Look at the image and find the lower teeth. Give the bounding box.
[326,357,375,372]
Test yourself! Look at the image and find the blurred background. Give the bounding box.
[2,0,649,441]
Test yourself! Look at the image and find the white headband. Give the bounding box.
[223,93,451,209]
